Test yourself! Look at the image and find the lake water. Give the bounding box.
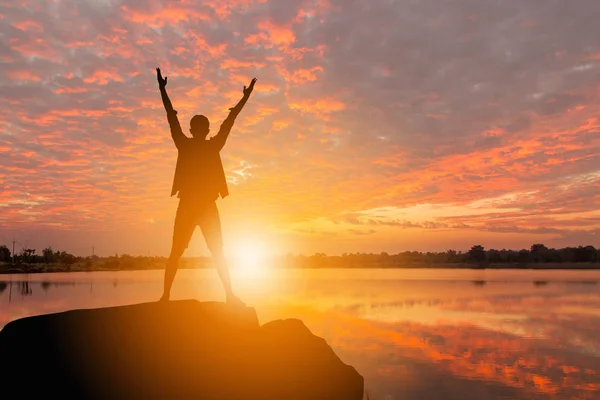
[1,268,600,399]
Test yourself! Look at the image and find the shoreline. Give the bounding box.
[1,262,600,274]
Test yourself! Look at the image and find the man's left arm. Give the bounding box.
[212,78,257,151]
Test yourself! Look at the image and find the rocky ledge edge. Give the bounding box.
[0,300,364,400]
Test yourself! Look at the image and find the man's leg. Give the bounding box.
[200,202,242,304]
[161,201,196,301]
[161,246,186,302]
[212,246,233,297]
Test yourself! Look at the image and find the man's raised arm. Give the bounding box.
[157,67,185,147]
[213,78,257,151]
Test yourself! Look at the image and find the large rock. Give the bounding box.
[0,300,363,399]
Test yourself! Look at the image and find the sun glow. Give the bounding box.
[230,239,269,276]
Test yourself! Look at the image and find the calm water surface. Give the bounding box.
[1,268,600,400]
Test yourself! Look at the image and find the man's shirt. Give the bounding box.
[167,110,236,203]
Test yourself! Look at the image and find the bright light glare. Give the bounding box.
[231,240,268,277]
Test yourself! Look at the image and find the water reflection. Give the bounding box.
[1,277,46,302]
[18,280,32,297]
[0,269,599,399]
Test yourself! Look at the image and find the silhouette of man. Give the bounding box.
[156,67,256,305]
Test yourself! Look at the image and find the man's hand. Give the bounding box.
[229,78,257,111]
[243,78,257,97]
[157,67,168,88]
[157,67,176,115]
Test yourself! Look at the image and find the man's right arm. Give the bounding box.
[157,67,185,147]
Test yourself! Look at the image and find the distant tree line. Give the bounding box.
[282,244,599,268]
[0,245,191,272]
[0,246,78,265]
[0,243,598,270]
[466,243,598,266]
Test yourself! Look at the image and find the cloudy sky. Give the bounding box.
[1,0,599,257]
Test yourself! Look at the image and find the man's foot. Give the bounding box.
[159,294,169,302]
[226,293,246,307]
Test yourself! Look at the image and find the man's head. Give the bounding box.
[190,114,210,138]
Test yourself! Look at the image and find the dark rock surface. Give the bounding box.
[0,300,363,399]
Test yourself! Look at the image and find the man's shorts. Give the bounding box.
[172,199,223,254]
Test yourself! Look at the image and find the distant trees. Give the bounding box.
[460,244,598,266]
[42,247,55,264]
[467,245,486,265]
[444,249,459,263]
[55,250,77,265]
[579,246,598,263]
[487,249,502,263]
[285,244,599,268]
[0,246,79,266]
[530,243,548,263]
[20,248,36,263]
[0,245,10,263]
[518,249,532,264]
[0,242,598,270]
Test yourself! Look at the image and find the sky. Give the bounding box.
[1,0,599,257]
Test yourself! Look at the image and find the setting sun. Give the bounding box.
[230,240,269,275]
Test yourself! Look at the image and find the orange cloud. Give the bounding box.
[13,20,43,32]
[54,87,88,94]
[220,58,266,70]
[121,5,211,27]
[288,97,345,117]
[277,65,323,84]
[203,0,268,19]
[6,70,40,81]
[83,70,124,85]
[245,20,296,48]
